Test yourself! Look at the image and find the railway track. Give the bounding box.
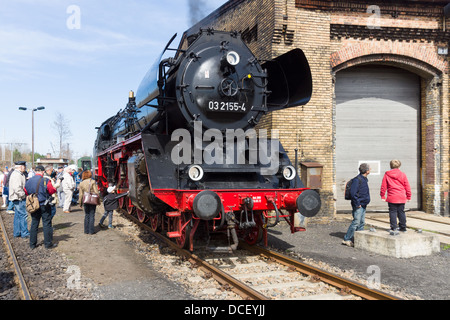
[123,212,401,300]
[0,210,97,300]
[0,213,32,300]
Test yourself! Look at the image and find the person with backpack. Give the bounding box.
[24,165,57,249]
[342,163,371,247]
[380,159,411,233]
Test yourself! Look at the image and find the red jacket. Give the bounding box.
[380,168,411,204]
[24,173,57,196]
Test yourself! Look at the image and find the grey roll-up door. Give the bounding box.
[335,65,420,211]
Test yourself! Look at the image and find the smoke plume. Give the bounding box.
[188,0,208,25]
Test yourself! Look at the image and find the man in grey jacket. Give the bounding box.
[9,161,29,238]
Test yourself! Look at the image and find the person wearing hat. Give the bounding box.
[25,165,57,249]
[61,165,76,213]
[9,161,29,238]
[99,186,128,229]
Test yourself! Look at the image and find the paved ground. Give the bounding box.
[267,211,450,300]
[51,206,193,300]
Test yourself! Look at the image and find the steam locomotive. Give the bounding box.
[94,29,320,251]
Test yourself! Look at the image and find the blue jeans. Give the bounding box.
[13,199,29,238]
[100,210,113,226]
[84,204,96,234]
[7,199,14,211]
[50,205,56,219]
[344,205,366,241]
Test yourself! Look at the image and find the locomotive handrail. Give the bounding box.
[264,200,280,228]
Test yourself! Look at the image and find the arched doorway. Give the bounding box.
[335,64,421,211]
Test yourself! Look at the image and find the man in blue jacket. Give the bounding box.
[342,163,371,247]
[25,165,57,249]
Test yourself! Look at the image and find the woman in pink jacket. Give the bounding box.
[380,159,411,232]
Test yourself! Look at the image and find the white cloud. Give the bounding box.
[0,25,160,66]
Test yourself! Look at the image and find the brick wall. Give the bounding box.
[276,2,335,217]
[194,0,450,217]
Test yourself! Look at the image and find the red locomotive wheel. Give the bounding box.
[136,208,149,223]
[118,196,126,210]
[243,225,263,245]
[169,213,191,249]
[127,199,135,215]
[149,214,160,232]
[243,212,263,245]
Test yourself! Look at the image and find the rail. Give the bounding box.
[241,242,400,300]
[0,213,32,300]
[123,213,401,300]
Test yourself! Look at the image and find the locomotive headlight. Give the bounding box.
[282,165,296,181]
[188,165,204,181]
[226,51,240,66]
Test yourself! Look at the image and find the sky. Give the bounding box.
[0,0,228,162]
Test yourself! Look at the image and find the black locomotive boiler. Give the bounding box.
[94,29,320,251]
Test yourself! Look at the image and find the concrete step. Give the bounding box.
[354,229,440,258]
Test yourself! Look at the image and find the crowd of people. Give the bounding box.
[1,158,411,250]
[0,161,124,250]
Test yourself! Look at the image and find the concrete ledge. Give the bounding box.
[354,230,440,258]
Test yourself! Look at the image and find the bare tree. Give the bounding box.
[52,112,72,158]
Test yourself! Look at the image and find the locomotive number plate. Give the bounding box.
[208,101,246,113]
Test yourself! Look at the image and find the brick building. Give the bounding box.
[187,0,450,217]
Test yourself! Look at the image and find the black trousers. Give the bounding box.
[388,203,407,230]
[30,204,53,248]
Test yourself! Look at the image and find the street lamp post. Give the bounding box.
[18,106,45,168]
